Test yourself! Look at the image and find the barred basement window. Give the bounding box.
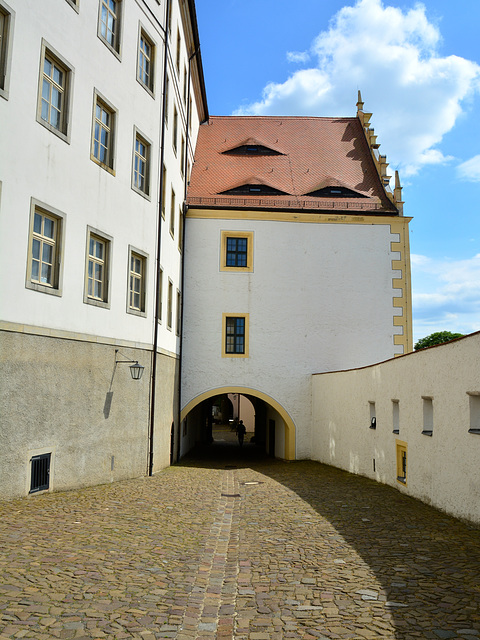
[30,453,51,493]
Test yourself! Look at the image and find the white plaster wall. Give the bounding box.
[312,333,480,524]
[0,0,199,355]
[182,216,400,458]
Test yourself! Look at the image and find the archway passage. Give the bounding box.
[180,387,296,461]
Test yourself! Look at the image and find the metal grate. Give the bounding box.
[30,453,51,493]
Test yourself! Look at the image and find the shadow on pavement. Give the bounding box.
[180,428,480,639]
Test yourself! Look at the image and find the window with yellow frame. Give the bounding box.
[222,313,249,358]
[396,440,407,485]
[220,230,254,273]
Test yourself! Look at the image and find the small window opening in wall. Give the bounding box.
[30,453,51,493]
[468,393,480,434]
[392,399,399,434]
[396,441,407,484]
[369,401,376,429]
[422,396,433,436]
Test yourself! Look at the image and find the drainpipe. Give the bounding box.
[177,46,200,460]
[148,0,171,477]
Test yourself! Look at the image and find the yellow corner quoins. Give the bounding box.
[390,219,413,355]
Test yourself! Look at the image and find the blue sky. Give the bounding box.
[195,0,480,343]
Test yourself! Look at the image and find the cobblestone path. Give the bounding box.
[1,428,479,640]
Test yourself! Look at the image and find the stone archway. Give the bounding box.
[181,386,296,460]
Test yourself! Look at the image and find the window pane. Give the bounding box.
[31,259,39,281]
[42,79,50,101]
[43,217,54,239]
[53,65,63,86]
[41,263,52,284]
[32,238,40,260]
[42,243,53,264]
[34,213,42,234]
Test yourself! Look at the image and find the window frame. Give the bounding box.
[176,289,181,336]
[157,266,163,323]
[167,279,173,330]
[131,126,152,199]
[396,439,407,485]
[222,313,249,358]
[172,103,178,154]
[0,0,15,101]
[97,0,123,59]
[65,0,79,12]
[84,226,113,309]
[25,198,65,297]
[175,27,181,73]
[91,89,117,174]
[164,74,169,124]
[170,187,175,237]
[137,24,155,96]
[220,230,254,273]
[36,39,74,142]
[127,246,148,317]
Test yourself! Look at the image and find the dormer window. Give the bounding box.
[220,184,288,196]
[222,144,282,156]
[307,186,364,198]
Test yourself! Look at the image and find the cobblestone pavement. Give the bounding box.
[1,427,480,640]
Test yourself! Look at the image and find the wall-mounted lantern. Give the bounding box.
[115,349,145,380]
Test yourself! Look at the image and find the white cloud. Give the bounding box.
[457,155,480,182]
[235,0,480,176]
[411,253,480,340]
[286,51,311,64]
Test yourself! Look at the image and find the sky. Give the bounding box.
[195,0,480,343]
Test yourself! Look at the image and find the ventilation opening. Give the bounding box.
[30,453,51,493]
[220,184,288,196]
[307,186,364,198]
[222,144,282,156]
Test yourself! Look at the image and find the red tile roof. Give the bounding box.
[187,116,398,214]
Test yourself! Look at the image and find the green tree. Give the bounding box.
[414,331,464,351]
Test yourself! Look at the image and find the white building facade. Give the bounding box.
[181,113,412,460]
[0,0,207,498]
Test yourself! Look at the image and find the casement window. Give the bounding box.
[167,279,173,330]
[468,393,480,435]
[37,41,73,141]
[137,27,154,94]
[172,104,178,153]
[0,1,15,100]
[132,128,151,198]
[188,96,192,132]
[183,66,187,104]
[176,289,181,336]
[91,91,116,173]
[222,313,249,358]
[178,205,183,253]
[170,188,175,237]
[157,266,163,322]
[164,75,169,124]
[396,440,407,485]
[220,230,254,273]
[180,135,185,176]
[175,28,181,73]
[98,0,122,57]
[84,227,112,308]
[127,248,147,316]
[26,199,65,296]
[161,164,167,218]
